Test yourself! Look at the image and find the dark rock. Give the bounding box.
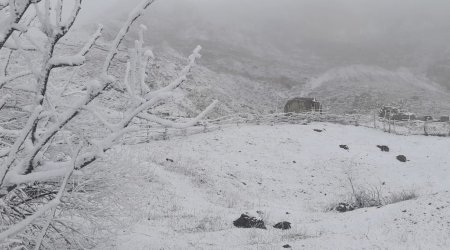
[313,129,323,133]
[283,244,292,248]
[336,203,355,213]
[233,214,266,229]
[339,145,349,150]
[396,155,407,162]
[166,158,174,162]
[377,145,390,152]
[273,221,291,230]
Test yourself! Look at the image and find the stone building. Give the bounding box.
[284,97,322,113]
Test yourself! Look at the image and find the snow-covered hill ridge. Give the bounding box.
[294,64,450,116]
[60,28,450,117]
[302,64,444,96]
[99,123,450,249]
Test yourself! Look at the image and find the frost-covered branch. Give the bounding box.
[145,45,202,99]
[0,106,42,187]
[0,1,9,11]
[0,94,10,110]
[57,0,81,35]
[103,0,155,75]
[83,105,116,131]
[50,25,103,68]
[138,100,218,129]
[19,81,107,176]
[79,24,103,56]
[3,39,36,51]
[0,149,77,241]
[0,126,20,137]
[49,55,85,68]
[0,0,218,246]
[0,0,41,49]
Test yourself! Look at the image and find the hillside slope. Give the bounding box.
[293,65,450,116]
[98,123,450,249]
[62,26,450,118]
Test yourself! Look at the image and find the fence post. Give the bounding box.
[424,120,428,136]
[373,112,377,129]
[163,127,169,140]
[448,121,450,137]
[203,122,208,133]
[388,118,391,133]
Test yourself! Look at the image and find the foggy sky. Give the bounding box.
[78,0,450,71]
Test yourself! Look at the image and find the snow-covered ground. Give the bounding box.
[96,123,450,249]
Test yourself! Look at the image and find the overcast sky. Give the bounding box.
[77,0,450,69]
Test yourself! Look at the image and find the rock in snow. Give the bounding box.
[396,155,407,162]
[233,214,266,229]
[377,145,390,152]
[336,203,355,213]
[273,221,292,230]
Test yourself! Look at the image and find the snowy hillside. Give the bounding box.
[49,37,288,117]
[293,65,450,116]
[97,123,450,249]
[64,35,450,119]
[3,1,450,249]
[74,5,450,118]
[76,0,450,97]
[73,24,450,117]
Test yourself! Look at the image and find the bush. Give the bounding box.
[331,177,418,212]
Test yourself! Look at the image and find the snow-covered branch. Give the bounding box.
[49,25,103,68]
[0,106,42,187]
[16,80,107,176]
[0,150,77,241]
[79,24,103,56]
[0,1,9,11]
[103,0,156,75]
[0,94,10,110]
[0,126,20,137]
[3,39,36,51]
[83,105,116,131]
[139,100,218,129]
[49,55,85,68]
[57,0,81,35]
[145,46,202,99]
[0,0,218,246]
[0,0,40,49]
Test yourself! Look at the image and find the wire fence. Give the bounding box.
[121,112,450,145]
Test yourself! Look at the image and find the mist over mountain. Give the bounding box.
[75,0,450,113]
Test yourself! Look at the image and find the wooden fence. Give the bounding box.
[120,112,450,145]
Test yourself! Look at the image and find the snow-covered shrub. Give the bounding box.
[0,0,216,248]
[385,190,417,205]
[329,177,418,212]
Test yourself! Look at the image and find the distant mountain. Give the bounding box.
[292,65,450,116]
[73,1,450,117]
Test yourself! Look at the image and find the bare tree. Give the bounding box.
[0,0,216,247]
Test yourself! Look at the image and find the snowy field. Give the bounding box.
[95,123,450,249]
[3,1,450,249]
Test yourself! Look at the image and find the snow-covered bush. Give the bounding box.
[0,0,216,248]
[329,177,418,212]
